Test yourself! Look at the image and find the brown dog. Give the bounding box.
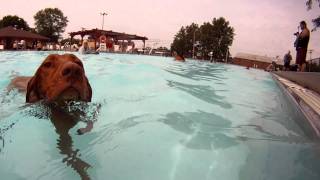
[5,54,97,178]
[8,54,92,103]
[4,54,98,178]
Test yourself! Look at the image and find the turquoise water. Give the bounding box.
[0,51,319,180]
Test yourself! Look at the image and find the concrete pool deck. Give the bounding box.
[274,72,320,94]
[272,72,320,138]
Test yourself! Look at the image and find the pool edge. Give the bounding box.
[271,73,320,139]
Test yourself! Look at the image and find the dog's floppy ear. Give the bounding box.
[85,77,92,102]
[26,55,53,103]
[26,76,40,103]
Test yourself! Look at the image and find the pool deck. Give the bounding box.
[272,72,320,138]
[274,72,320,94]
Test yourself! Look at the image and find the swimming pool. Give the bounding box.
[0,51,319,180]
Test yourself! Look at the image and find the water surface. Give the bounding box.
[0,51,319,180]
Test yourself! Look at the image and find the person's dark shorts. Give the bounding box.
[290,64,298,71]
[296,48,307,65]
[284,61,290,68]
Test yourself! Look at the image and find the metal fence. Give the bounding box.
[307,58,320,72]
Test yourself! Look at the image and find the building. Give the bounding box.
[232,52,283,70]
[0,26,49,50]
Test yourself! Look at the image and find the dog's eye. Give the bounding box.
[75,61,83,68]
[43,62,52,68]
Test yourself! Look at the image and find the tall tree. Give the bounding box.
[171,26,188,56]
[184,23,200,57]
[198,22,214,59]
[34,8,68,42]
[306,0,320,30]
[200,17,234,60]
[171,24,200,57]
[0,15,30,30]
[171,17,234,61]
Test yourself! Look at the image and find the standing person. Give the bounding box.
[283,51,292,71]
[79,40,89,54]
[79,40,99,54]
[295,21,310,72]
[13,40,18,50]
[36,41,43,51]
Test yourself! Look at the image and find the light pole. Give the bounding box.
[100,12,108,30]
[216,36,223,62]
[308,49,314,72]
[225,48,229,63]
[192,30,196,59]
[192,29,200,59]
[309,49,314,60]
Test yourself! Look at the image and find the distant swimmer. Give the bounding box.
[173,51,185,62]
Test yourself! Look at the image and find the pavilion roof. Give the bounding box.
[0,26,49,40]
[69,28,148,41]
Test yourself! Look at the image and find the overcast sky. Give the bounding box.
[0,0,319,58]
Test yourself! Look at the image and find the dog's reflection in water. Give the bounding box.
[45,102,100,180]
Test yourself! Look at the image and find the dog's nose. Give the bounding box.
[61,62,83,78]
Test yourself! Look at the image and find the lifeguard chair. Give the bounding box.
[99,35,107,52]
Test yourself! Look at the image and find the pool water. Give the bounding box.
[0,51,319,180]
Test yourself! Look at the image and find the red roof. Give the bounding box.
[0,26,49,40]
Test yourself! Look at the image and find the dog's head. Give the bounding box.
[26,54,92,103]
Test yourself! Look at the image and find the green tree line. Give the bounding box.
[0,8,68,42]
[0,15,30,31]
[171,17,235,61]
